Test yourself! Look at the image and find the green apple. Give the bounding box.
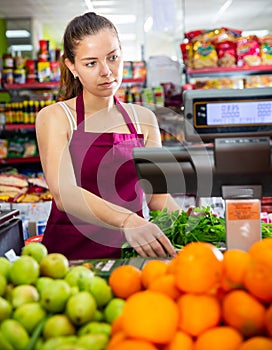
[0,257,12,280]
[11,284,39,308]
[0,274,7,296]
[65,265,94,287]
[40,253,69,279]
[3,283,13,303]
[40,336,78,350]
[0,319,30,350]
[77,321,111,337]
[104,298,125,324]
[92,309,104,322]
[21,242,48,263]
[13,302,46,334]
[0,296,12,322]
[40,279,71,313]
[35,276,54,295]
[77,333,109,350]
[42,314,76,340]
[55,345,85,350]
[80,275,113,308]
[65,291,97,326]
[0,330,13,350]
[9,256,40,285]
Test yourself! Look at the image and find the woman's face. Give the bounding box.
[68,29,123,97]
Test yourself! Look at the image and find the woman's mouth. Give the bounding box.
[99,80,116,88]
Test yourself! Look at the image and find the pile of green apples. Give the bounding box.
[0,243,126,350]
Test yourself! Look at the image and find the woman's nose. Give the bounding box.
[100,61,111,76]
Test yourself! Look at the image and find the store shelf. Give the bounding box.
[122,77,145,84]
[3,124,35,131]
[0,156,40,165]
[186,65,272,78]
[3,82,60,90]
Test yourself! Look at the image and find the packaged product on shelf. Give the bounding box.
[192,41,218,69]
[0,139,8,159]
[123,61,133,78]
[13,69,26,84]
[50,61,60,82]
[216,40,237,67]
[193,77,244,90]
[37,61,51,82]
[132,61,147,79]
[2,68,13,84]
[244,75,272,88]
[259,35,272,65]
[2,53,14,69]
[142,88,155,110]
[25,59,37,83]
[152,86,165,107]
[236,35,261,67]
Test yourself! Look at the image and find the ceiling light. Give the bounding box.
[144,17,153,32]
[6,30,30,38]
[105,14,136,24]
[92,1,116,6]
[9,45,33,52]
[84,0,94,11]
[213,0,233,23]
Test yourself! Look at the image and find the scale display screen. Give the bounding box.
[183,88,272,142]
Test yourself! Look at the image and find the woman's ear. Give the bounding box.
[64,58,77,78]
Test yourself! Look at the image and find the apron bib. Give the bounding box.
[42,92,144,259]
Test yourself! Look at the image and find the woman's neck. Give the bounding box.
[82,91,115,115]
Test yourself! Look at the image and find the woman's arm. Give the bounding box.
[36,103,133,229]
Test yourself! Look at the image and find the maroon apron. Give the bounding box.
[42,92,144,259]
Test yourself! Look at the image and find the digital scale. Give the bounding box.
[133,87,272,251]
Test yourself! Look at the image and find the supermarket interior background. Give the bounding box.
[1,0,272,61]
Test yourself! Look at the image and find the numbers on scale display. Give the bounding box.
[206,100,272,126]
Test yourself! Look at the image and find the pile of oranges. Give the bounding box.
[106,238,272,350]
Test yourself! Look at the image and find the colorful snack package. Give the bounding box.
[192,41,218,69]
[216,40,237,67]
[236,35,261,67]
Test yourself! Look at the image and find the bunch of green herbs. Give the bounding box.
[121,207,272,258]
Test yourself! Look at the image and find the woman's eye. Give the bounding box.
[86,61,96,67]
[109,55,119,61]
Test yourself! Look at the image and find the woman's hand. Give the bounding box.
[121,214,177,258]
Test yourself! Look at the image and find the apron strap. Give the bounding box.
[76,91,85,130]
[114,96,138,135]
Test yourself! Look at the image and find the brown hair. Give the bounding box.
[59,12,120,100]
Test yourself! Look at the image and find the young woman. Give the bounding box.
[36,12,181,260]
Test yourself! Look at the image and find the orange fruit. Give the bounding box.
[243,239,272,302]
[148,273,181,300]
[141,260,169,289]
[106,331,127,350]
[174,242,223,294]
[222,289,266,338]
[221,249,251,291]
[167,256,179,275]
[248,238,272,267]
[265,303,272,337]
[108,265,142,299]
[176,293,221,337]
[110,315,124,336]
[108,339,159,350]
[122,290,179,344]
[237,336,272,350]
[163,330,194,350]
[194,326,243,350]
